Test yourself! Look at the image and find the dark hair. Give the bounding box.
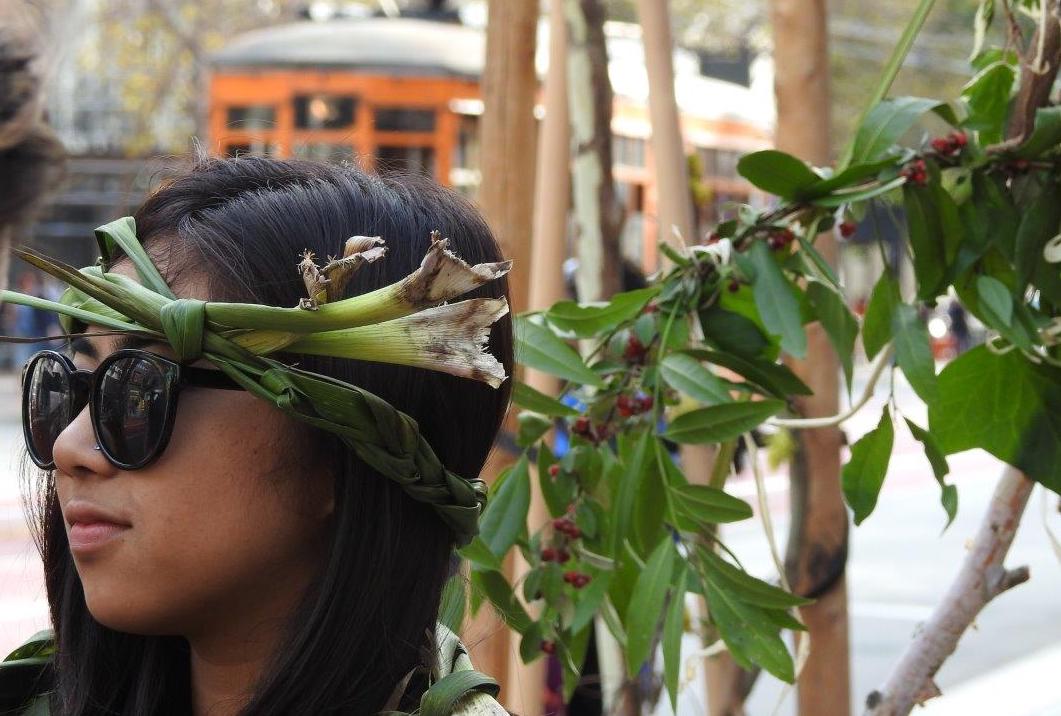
[24,156,513,714]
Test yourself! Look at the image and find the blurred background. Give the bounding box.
[1,2,1058,715]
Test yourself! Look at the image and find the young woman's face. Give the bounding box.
[49,262,335,640]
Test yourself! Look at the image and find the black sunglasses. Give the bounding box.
[21,348,243,470]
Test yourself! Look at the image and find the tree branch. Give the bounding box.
[863,466,1035,716]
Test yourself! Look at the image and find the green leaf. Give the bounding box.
[904,179,961,301]
[698,548,812,609]
[961,61,1015,144]
[93,217,176,299]
[748,241,807,358]
[515,316,604,387]
[438,575,467,633]
[459,536,503,573]
[699,304,772,360]
[892,303,938,405]
[470,569,532,632]
[538,443,575,519]
[929,346,1061,494]
[660,352,732,405]
[850,97,951,165]
[736,150,821,199]
[799,156,902,199]
[904,418,957,529]
[842,406,895,524]
[663,400,785,444]
[1015,106,1061,159]
[863,272,899,360]
[975,275,1013,327]
[478,455,530,558]
[516,412,552,448]
[1014,186,1061,297]
[704,574,795,682]
[624,536,676,677]
[670,483,753,525]
[610,431,654,556]
[570,570,613,634]
[419,669,500,716]
[686,349,812,399]
[545,287,659,337]
[512,382,579,417]
[663,571,687,711]
[810,176,907,208]
[806,280,858,394]
[633,443,667,554]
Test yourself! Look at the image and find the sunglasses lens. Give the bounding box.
[95,355,171,467]
[25,355,74,467]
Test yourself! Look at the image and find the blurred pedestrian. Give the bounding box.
[9,272,56,367]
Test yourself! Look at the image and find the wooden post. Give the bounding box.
[466,2,540,714]
[635,0,693,254]
[565,0,623,303]
[770,2,851,716]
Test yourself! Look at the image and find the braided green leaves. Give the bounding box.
[0,217,512,546]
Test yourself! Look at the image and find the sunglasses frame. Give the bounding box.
[21,348,243,471]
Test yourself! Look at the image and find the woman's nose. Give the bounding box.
[51,406,118,480]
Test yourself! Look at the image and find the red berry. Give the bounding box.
[572,417,591,436]
[563,570,579,584]
[548,464,560,478]
[639,394,654,412]
[541,640,556,654]
[642,301,659,314]
[706,231,720,244]
[556,548,571,563]
[566,525,582,540]
[930,137,952,154]
[951,130,967,148]
[573,574,591,589]
[727,280,740,293]
[541,547,557,562]
[616,394,633,417]
[623,335,646,363]
[839,220,857,238]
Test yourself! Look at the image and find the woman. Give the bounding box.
[0,156,513,715]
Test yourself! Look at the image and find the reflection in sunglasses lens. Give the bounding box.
[96,356,168,466]
[27,356,72,465]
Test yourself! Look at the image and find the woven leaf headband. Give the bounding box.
[1,217,512,546]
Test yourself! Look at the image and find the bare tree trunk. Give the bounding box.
[864,468,1033,716]
[466,3,541,714]
[771,2,851,716]
[566,0,622,303]
[635,0,693,255]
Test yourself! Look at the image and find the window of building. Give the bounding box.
[374,108,436,132]
[377,146,436,176]
[698,147,742,179]
[224,141,277,158]
[613,135,646,167]
[226,105,276,130]
[294,95,357,130]
[294,143,355,163]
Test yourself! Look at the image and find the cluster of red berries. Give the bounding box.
[552,517,582,539]
[616,392,653,417]
[563,571,592,588]
[571,416,607,444]
[767,228,795,251]
[929,130,968,156]
[540,640,556,655]
[901,158,928,186]
[540,546,571,563]
[838,219,858,239]
[623,335,648,363]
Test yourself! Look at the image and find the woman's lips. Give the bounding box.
[68,522,130,552]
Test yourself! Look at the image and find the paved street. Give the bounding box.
[0,364,1058,715]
